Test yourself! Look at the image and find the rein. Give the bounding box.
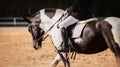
[36,14,64,41]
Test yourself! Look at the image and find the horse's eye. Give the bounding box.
[41,30,44,35]
[28,26,33,32]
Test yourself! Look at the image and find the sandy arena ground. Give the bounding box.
[0,27,118,67]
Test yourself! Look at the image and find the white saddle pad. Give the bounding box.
[72,24,86,38]
[72,18,98,38]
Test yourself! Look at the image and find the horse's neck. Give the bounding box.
[49,24,63,48]
[39,9,65,48]
[40,9,64,34]
[48,15,68,48]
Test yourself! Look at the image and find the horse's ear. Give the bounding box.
[22,17,31,23]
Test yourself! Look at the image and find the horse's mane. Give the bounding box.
[45,8,56,13]
[44,8,56,18]
[30,8,57,19]
[30,11,40,18]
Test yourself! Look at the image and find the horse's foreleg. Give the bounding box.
[51,54,61,67]
[50,53,70,67]
[58,52,70,67]
[63,53,70,67]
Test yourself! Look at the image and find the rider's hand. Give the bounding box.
[64,6,73,17]
[64,9,69,17]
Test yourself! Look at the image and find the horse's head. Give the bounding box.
[23,11,44,50]
[23,8,65,50]
[28,24,44,50]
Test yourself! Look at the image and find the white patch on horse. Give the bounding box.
[39,9,65,49]
[49,9,64,24]
[74,38,83,43]
[105,17,120,47]
[40,9,51,23]
[40,9,63,23]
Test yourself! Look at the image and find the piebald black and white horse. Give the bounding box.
[24,8,120,67]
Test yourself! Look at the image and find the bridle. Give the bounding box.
[29,24,45,42]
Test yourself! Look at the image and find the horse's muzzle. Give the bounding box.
[33,40,42,50]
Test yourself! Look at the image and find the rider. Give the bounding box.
[58,0,93,52]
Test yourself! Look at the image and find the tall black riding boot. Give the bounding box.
[58,27,68,52]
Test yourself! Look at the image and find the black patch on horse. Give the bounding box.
[45,8,56,18]
[68,20,109,54]
[30,11,40,18]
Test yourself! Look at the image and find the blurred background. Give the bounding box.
[0,0,120,26]
[0,0,119,67]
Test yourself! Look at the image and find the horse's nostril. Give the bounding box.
[33,45,39,50]
[33,41,42,50]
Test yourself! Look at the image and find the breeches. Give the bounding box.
[59,16,79,28]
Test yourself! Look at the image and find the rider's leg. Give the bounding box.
[59,16,79,28]
[58,27,68,52]
[58,16,79,52]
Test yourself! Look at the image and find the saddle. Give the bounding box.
[59,18,98,52]
[67,18,98,38]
